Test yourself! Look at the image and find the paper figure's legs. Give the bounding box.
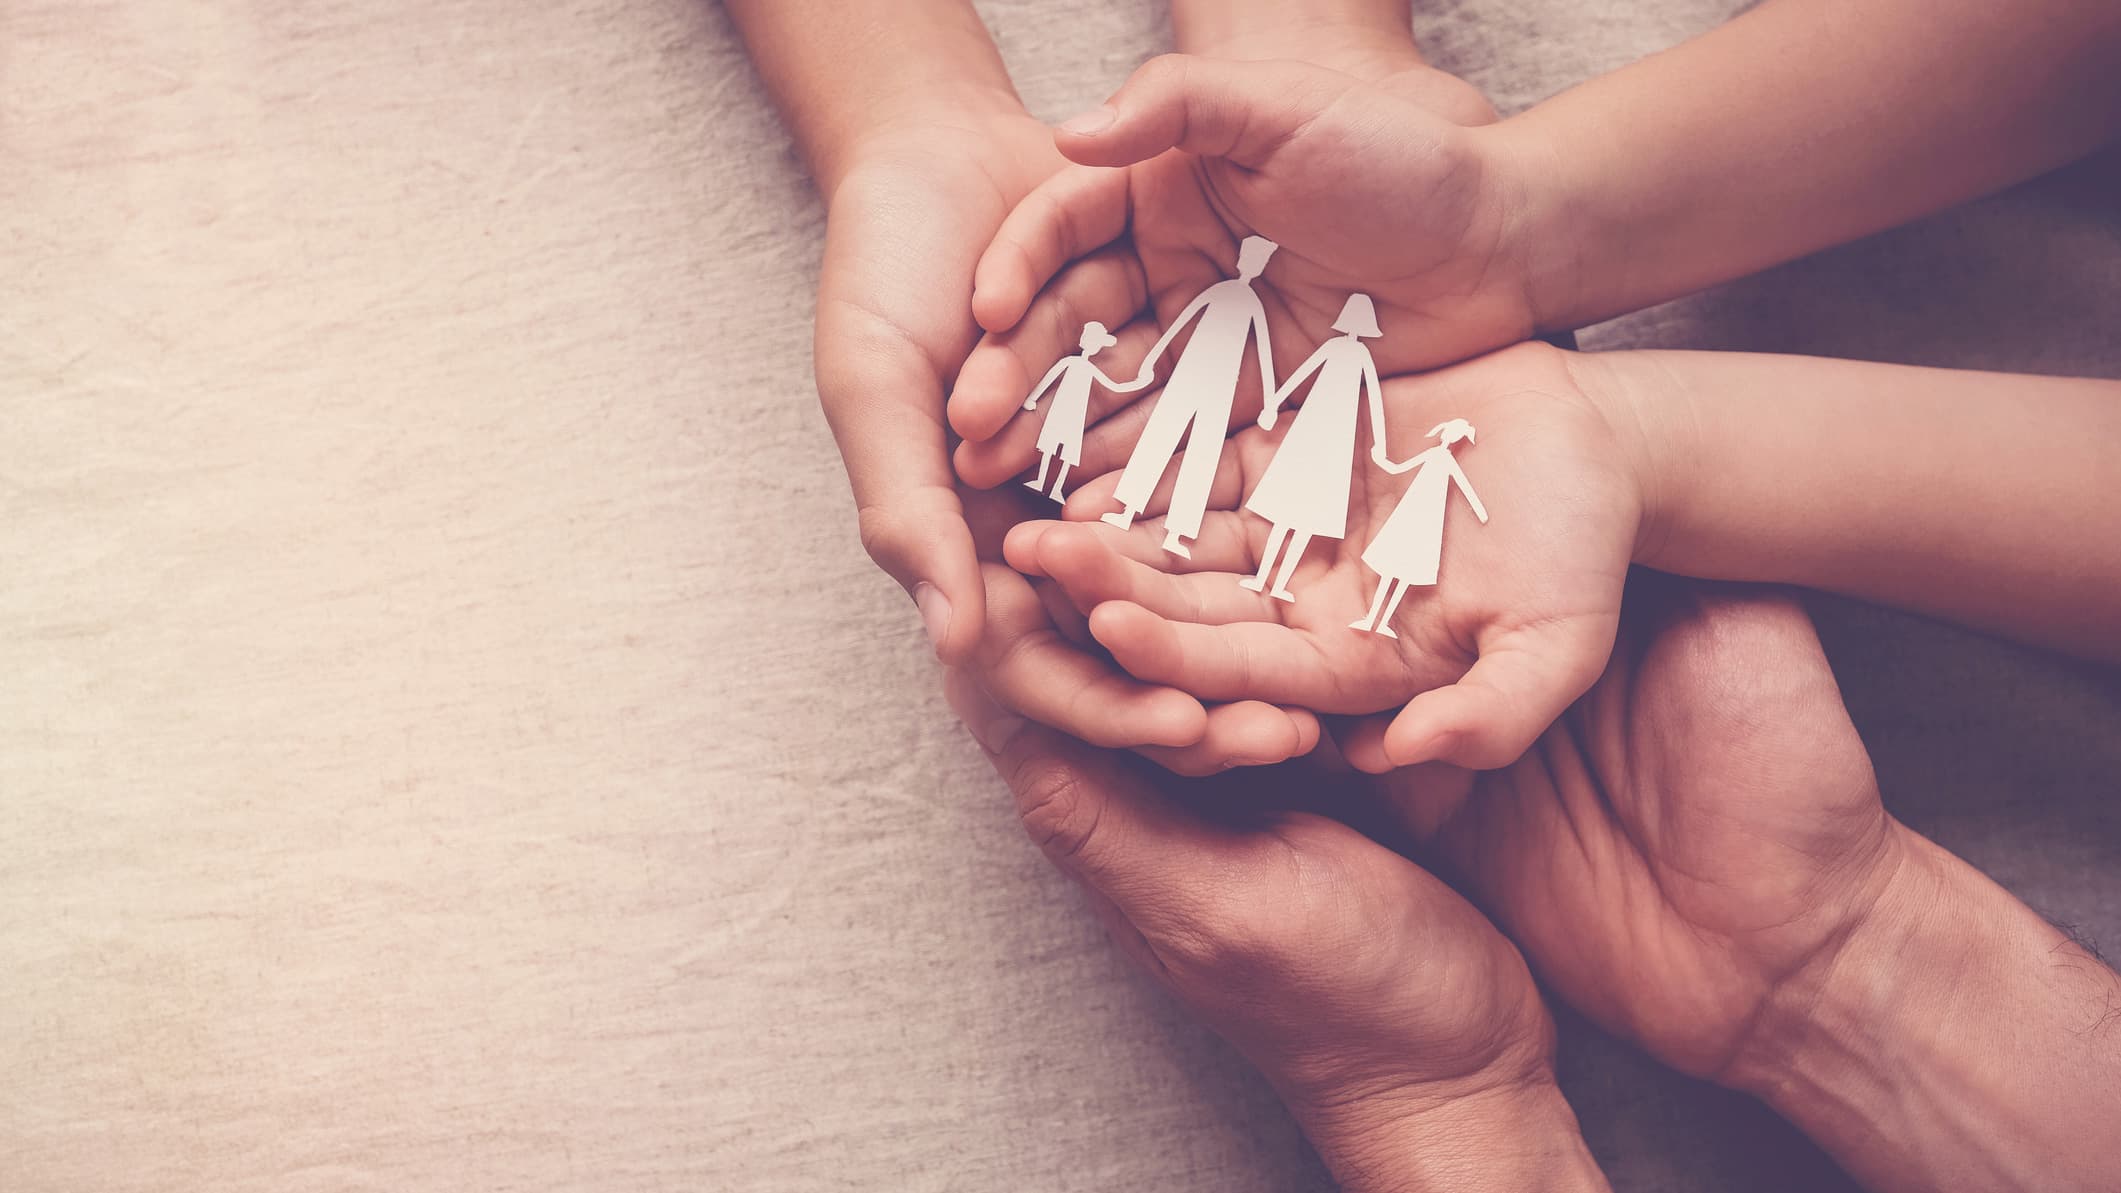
[1159,412,1225,556]
[1268,532,1311,603]
[1240,526,1293,593]
[1047,461,1071,503]
[1026,453,1053,493]
[1375,575,1414,637]
[1351,576,1399,636]
[1108,392,1200,532]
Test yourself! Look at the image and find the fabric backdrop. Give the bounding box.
[2,1,2115,1189]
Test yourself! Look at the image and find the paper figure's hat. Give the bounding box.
[1078,321,1118,353]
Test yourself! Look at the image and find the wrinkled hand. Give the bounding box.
[1011,342,1639,771]
[945,673,1598,1187]
[1355,576,1908,1086]
[815,111,1063,661]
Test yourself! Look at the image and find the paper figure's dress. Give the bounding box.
[1360,446,1461,587]
[1111,279,1266,541]
[1244,340,1365,539]
[1036,361,1095,465]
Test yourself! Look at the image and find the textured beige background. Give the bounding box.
[2,1,2116,1190]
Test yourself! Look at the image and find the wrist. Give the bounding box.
[727,0,1030,194]
[1557,348,1683,571]
[1482,114,1594,336]
[815,85,1035,195]
[1722,821,1938,1100]
[1292,1076,1609,1193]
[1733,827,2121,1192]
[1172,0,1418,66]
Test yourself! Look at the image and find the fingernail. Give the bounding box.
[944,675,1028,755]
[914,583,952,657]
[1058,105,1117,136]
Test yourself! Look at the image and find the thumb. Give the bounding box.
[1382,622,1612,771]
[1055,55,1354,170]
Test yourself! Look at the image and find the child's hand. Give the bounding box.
[1012,343,1641,771]
[947,54,1515,493]
[956,56,1549,442]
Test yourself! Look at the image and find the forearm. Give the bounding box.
[1736,829,2121,1192]
[1588,349,2121,660]
[725,0,1022,189]
[1503,0,2121,329]
[1293,1081,1611,1193]
[1172,0,1421,70]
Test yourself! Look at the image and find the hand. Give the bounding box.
[947,41,1504,494]
[814,107,1063,661]
[1353,579,2121,1191]
[937,21,1518,774]
[945,674,1609,1192]
[949,53,1554,493]
[1357,577,1906,1088]
[1012,342,1639,770]
[954,486,1322,776]
[1022,398,1038,412]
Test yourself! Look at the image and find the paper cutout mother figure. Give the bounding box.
[1350,418,1489,638]
[1021,321,1148,502]
[1240,293,1388,603]
[1101,236,1278,558]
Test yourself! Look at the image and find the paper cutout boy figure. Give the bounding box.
[1101,236,1279,558]
[1240,293,1388,603]
[1020,321,1148,502]
[1350,417,1488,638]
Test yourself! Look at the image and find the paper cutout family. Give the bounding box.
[1018,236,1487,638]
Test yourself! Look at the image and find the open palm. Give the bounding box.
[1010,343,1639,770]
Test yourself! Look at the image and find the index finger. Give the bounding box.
[971,165,1132,336]
[814,295,987,662]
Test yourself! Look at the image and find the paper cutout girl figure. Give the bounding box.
[1350,418,1489,638]
[1101,236,1278,558]
[1020,321,1148,502]
[1240,293,1388,603]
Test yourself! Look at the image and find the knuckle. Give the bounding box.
[1157,830,1356,985]
[855,502,914,570]
[1136,53,1189,95]
[1156,900,1283,984]
[1008,755,1099,863]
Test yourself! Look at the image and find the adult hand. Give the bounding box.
[1353,576,2121,1192]
[1358,578,1898,1079]
[945,672,1611,1193]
